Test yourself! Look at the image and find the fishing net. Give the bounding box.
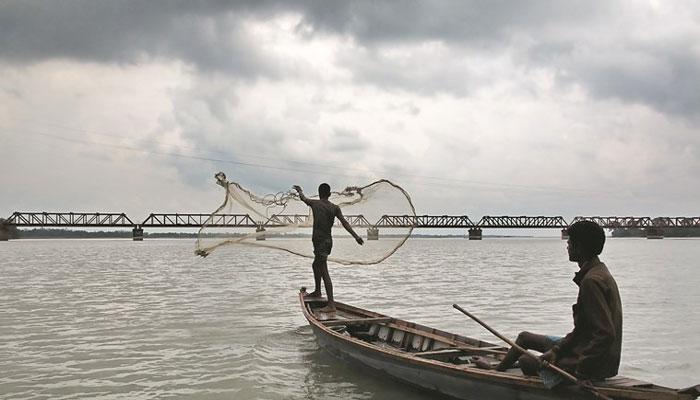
[195,172,416,265]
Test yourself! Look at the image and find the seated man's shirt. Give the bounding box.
[555,256,623,380]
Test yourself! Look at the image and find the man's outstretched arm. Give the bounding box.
[293,185,313,206]
[336,208,364,245]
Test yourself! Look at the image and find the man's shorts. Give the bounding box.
[313,238,333,258]
[539,336,564,389]
[545,335,563,345]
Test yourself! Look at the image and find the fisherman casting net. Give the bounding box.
[195,172,416,265]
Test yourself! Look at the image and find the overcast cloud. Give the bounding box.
[1,0,698,222]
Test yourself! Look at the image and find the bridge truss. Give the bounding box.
[570,216,652,228]
[650,217,700,228]
[141,213,258,228]
[5,212,699,230]
[8,212,134,227]
[477,216,567,228]
[376,215,475,228]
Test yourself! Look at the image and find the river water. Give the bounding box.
[1,238,698,399]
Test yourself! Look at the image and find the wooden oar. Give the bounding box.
[453,303,613,400]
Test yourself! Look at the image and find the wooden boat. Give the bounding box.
[299,288,699,400]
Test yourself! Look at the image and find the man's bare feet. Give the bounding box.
[304,291,322,298]
[318,305,336,313]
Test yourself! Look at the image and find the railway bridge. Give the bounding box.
[2,211,698,241]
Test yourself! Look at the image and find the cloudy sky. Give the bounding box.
[1,0,699,223]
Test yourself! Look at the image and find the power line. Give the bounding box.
[3,123,609,196]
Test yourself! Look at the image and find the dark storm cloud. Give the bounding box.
[297,1,700,119]
[564,42,700,118]
[296,1,699,119]
[2,0,699,118]
[294,0,611,96]
[0,0,284,75]
[524,33,700,119]
[296,0,608,45]
[0,0,609,69]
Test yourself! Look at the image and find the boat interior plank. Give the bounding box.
[599,376,655,388]
[414,348,466,357]
[321,317,393,327]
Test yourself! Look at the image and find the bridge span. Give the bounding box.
[2,211,699,240]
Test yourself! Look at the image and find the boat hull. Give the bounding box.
[310,320,580,400]
[300,290,697,400]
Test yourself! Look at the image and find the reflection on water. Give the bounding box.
[297,326,431,400]
[0,238,698,399]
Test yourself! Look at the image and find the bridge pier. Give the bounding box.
[132,225,144,241]
[645,227,664,239]
[0,218,16,241]
[367,227,379,240]
[561,228,569,240]
[468,228,482,240]
[256,225,266,240]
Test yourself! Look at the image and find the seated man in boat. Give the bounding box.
[476,220,622,386]
[293,183,364,313]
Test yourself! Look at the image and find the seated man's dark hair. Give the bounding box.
[318,183,331,199]
[567,220,606,259]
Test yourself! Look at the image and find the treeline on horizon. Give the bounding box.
[5,228,464,239]
[7,228,196,239]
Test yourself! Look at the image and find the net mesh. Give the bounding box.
[195,172,416,265]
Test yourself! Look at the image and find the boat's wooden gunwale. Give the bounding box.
[299,292,695,400]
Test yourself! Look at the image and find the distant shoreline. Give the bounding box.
[8,228,534,239]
